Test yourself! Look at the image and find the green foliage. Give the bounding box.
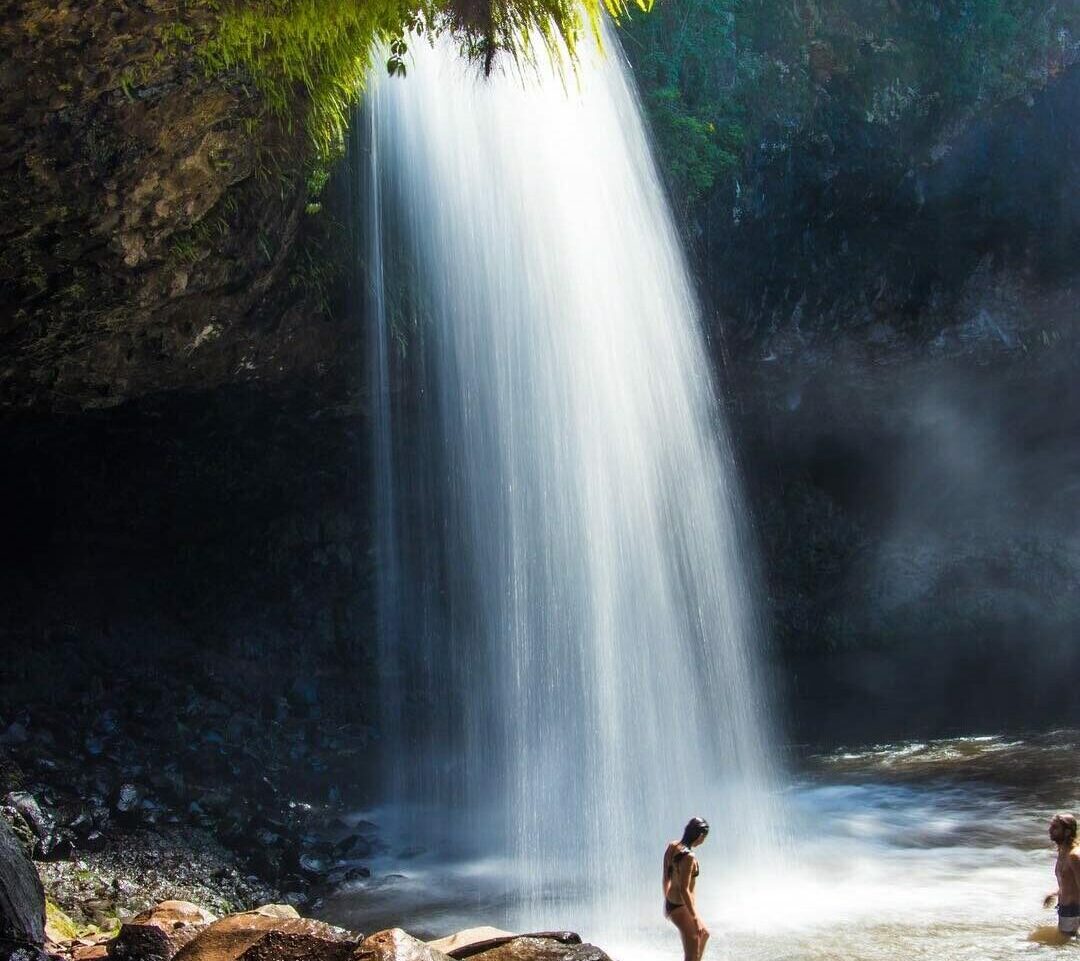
[198,0,409,160]
[643,87,720,207]
[117,68,138,101]
[196,0,651,163]
[169,233,203,264]
[305,157,333,213]
[288,242,340,313]
[46,902,80,942]
[623,0,1079,215]
[159,21,198,50]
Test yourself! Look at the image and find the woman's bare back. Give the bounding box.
[663,840,697,906]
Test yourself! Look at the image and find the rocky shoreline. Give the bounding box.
[1,807,607,961]
[0,682,391,961]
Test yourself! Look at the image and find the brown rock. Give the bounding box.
[467,938,609,961]
[427,931,584,961]
[357,929,453,961]
[171,907,358,961]
[245,907,301,923]
[233,930,356,961]
[109,900,218,961]
[427,929,513,958]
[73,945,110,961]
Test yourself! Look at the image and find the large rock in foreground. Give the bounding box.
[109,901,217,961]
[427,929,514,958]
[358,930,453,961]
[171,906,359,961]
[0,814,45,948]
[469,938,609,961]
[429,931,584,961]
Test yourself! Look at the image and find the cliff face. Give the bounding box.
[0,0,355,412]
[0,3,370,756]
[713,67,1080,740]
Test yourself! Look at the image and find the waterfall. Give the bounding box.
[362,26,782,936]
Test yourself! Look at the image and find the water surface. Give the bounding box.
[327,733,1079,960]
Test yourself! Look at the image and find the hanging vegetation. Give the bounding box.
[195,0,651,163]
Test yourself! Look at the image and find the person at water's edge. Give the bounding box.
[663,817,710,961]
[1044,813,1080,935]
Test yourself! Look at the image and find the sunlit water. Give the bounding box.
[361,25,780,926]
[326,732,1080,959]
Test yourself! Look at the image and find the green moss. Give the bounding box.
[169,233,203,264]
[195,0,650,162]
[159,21,198,50]
[117,68,138,101]
[46,901,80,941]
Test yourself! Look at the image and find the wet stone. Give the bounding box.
[108,900,217,961]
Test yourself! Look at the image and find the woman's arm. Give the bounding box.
[680,856,707,934]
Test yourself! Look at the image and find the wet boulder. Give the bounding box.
[428,932,586,961]
[3,795,51,843]
[427,929,514,958]
[0,814,46,947]
[0,723,29,747]
[112,786,142,825]
[357,929,453,961]
[297,855,326,881]
[171,906,358,961]
[34,828,74,863]
[333,835,373,859]
[108,901,218,961]
[465,938,607,961]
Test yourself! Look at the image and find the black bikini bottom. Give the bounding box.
[664,899,686,916]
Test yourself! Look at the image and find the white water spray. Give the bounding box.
[363,28,782,936]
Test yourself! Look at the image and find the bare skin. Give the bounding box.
[662,836,709,961]
[1044,816,1080,932]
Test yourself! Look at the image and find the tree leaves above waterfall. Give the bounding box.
[196,0,651,162]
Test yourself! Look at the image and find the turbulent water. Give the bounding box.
[328,733,1079,960]
[362,28,780,926]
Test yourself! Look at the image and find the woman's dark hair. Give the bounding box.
[1054,813,1078,844]
[681,816,709,847]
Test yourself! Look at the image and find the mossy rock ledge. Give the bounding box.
[0,0,354,412]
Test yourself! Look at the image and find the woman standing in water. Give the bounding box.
[663,817,710,961]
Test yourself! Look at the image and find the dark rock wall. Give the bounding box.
[715,67,1080,743]
[0,2,374,770]
[704,66,1080,353]
[0,0,349,411]
[0,815,45,950]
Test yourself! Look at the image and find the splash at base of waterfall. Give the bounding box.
[324,733,1069,961]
